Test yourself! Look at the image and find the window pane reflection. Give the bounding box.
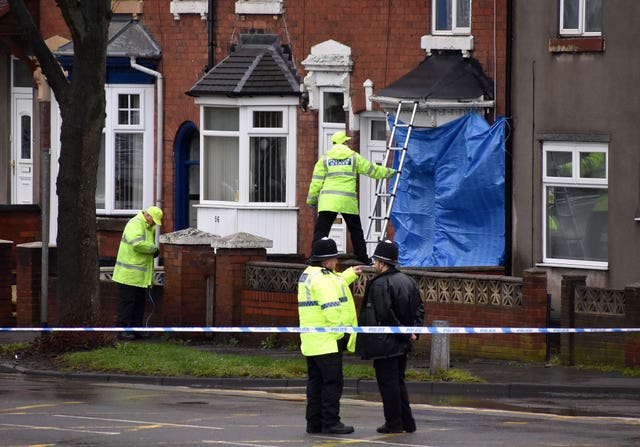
[546,186,607,262]
[203,136,239,201]
[114,133,144,210]
[250,137,286,202]
[323,92,345,124]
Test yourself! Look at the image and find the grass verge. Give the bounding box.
[53,341,480,382]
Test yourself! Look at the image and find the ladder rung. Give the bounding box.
[365,101,418,243]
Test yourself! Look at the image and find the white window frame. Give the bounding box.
[319,89,346,156]
[432,0,472,36]
[560,0,602,37]
[97,84,155,215]
[198,97,297,208]
[541,141,608,269]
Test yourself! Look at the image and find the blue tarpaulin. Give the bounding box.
[389,113,506,267]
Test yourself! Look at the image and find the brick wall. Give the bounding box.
[38,0,68,38]
[0,205,41,268]
[560,275,640,368]
[626,286,640,367]
[240,289,299,346]
[163,243,216,327]
[241,290,298,327]
[296,110,319,256]
[15,242,56,327]
[0,240,14,326]
[214,248,268,327]
[241,267,548,362]
[96,217,129,262]
[11,240,639,365]
[14,243,163,329]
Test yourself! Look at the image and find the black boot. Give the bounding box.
[376,423,403,433]
[322,422,354,434]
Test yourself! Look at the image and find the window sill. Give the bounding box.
[96,215,130,232]
[536,262,608,271]
[421,35,474,57]
[195,202,299,211]
[549,37,605,53]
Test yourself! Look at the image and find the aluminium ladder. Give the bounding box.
[364,100,419,247]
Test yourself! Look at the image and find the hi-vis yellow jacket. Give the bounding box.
[297,265,358,356]
[112,211,157,288]
[306,143,395,214]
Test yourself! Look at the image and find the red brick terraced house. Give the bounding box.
[0,0,507,265]
[4,1,640,367]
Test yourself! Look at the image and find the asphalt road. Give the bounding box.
[0,372,638,447]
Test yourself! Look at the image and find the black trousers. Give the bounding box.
[373,354,415,430]
[312,210,369,263]
[305,352,344,429]
[115,283,147,327]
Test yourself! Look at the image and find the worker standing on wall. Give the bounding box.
[307,131,396,265]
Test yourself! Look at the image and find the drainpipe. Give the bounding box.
[130,57,163,266]
[504,0,514,275]
[129,57,163,211]
[206,0,216,71]
[41,148,50,329]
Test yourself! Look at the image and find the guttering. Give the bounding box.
[371,95,495,110]
[129,57,164,209]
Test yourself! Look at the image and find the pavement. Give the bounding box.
[1,331,639,401]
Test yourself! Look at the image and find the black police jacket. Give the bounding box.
[356,268,425,360]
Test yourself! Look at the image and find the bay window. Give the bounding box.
[202,105,292,205]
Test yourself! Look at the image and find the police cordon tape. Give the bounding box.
[1,326,640,334]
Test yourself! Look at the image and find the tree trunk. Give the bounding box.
[8,0,111,326]
[55,4,111,325]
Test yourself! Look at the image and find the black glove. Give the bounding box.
[153,247,160,258]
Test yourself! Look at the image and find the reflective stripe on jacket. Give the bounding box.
[112,211,157,288]
[306,143,395,214]
[297,265,358,356]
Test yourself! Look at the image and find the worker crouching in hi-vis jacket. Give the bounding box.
[112,206,163,340]
[307,131,396,265]
[297,237,363,435]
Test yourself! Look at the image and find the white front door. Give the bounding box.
[359,114,388,254]
[11,92,33,204]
